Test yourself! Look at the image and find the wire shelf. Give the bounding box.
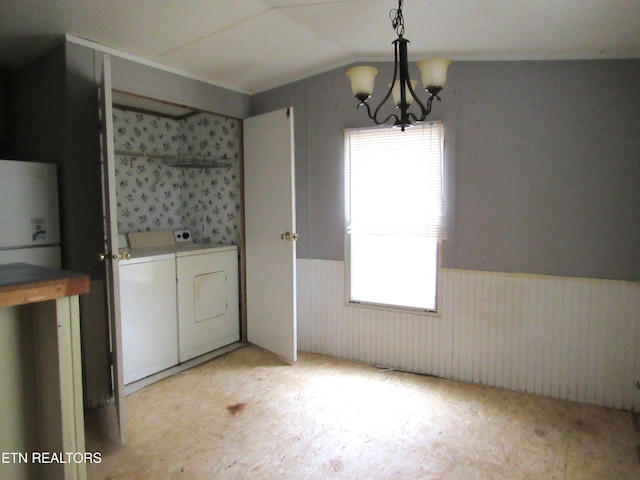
[115,150,232,169]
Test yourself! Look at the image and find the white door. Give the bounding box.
[99,55,127,445]
[244,108,297,363]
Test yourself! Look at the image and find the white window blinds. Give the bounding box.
[344,122,445,239]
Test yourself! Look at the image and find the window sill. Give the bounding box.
[345,299,442,318]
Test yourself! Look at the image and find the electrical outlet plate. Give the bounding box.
[173,229,192,243]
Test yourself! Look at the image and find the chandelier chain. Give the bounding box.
[390,0,405,37]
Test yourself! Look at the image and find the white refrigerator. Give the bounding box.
[0,159,61,268]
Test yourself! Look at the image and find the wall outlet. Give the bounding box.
[173,230,192,243]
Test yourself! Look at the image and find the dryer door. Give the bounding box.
[177,247,239,362]
[194,271,227,322]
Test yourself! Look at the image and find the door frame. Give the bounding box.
[99,54,127,445]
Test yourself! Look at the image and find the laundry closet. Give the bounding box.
[111,93,243,388]
[9,45,297,450]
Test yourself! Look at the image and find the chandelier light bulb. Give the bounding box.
[347,66,378,102]
[417,57,452,90]
[391,80,418,107]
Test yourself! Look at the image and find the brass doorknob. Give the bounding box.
[99,252,131,261]
[280,232,299,241]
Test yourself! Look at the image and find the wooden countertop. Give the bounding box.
[0,263,90,308]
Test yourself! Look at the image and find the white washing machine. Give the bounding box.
[176,245,239,362]
[120,252,178,384]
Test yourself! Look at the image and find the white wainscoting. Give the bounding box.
[296,259,640,411]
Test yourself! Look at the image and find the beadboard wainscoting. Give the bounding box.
[296,259,640,411]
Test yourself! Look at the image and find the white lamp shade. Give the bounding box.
[391,80,418,106]
[347,66,378,96]
[417,57,451,88]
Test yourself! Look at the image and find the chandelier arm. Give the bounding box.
[405,77,431,122]
[406,112,419,124]
[369,38,400,125]
[425,93,438,114]
[356,100,377,122]
[357,100,400,127]
[371,86,396,124]
[406,92,439,125]
[378,113,402,126]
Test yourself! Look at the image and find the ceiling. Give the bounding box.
[1,0,639,94]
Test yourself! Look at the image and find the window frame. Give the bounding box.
[343,122,446,317]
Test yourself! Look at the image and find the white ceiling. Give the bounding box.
[1,0,639,94]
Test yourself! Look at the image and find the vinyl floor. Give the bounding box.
[85,345,640,479]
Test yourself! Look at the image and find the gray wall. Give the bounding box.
[109,56,251,120]
[251,59,640,281]
[11,44,67,163]
[0,69,11,151]
[10,44,640,283]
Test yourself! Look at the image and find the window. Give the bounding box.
[344,122,445,312]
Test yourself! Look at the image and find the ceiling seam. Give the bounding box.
[153,1,355,60]
[153,7,273,60]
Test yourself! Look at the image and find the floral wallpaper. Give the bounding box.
[113,108,241,245]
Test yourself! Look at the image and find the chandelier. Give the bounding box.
[346,0,451,131]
